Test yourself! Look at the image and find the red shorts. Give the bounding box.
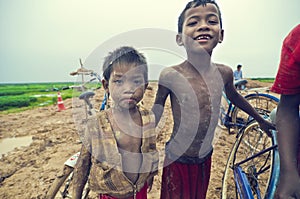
[99,183,147,199]
[160,156,212,199]
[271,24,300,95]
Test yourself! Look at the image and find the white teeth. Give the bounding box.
[197,35,210,40]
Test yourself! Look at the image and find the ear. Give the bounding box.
[101,79,109,94]
[176,33,183,46]
[219,29,224,43]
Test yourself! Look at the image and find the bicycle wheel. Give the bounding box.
[221,121,279,199]
[46,165,90,199]
[218,105,229,130]
[230,93,279,134]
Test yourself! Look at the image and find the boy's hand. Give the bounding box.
[258,119,276,137]
[275,172,300,199]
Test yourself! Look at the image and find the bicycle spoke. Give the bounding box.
[222,122,276,199]
[231,94,278,134]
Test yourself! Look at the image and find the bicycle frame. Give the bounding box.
[219,91,247,130]
[47,64,103,198]
[232,130,280,199]
[219,91,279,133]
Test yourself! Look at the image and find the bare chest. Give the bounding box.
[170,75,222,109]
[111,118,142,153]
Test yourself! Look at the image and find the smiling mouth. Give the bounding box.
[195,35,212,41]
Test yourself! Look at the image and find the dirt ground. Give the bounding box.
[0,80,275,199]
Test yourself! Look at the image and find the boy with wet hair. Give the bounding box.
[73,46,158,199]
[152,0,275,198]
[177,0,222,33]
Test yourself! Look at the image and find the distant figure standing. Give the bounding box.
[233,64,243,80]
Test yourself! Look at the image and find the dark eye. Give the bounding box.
[187,21,197,26]
[208,16,219,25]
[113,79,123,84]
[133,79,142,85]
[208,20,218,25]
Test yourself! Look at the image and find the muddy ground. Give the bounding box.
[0,80,275,198]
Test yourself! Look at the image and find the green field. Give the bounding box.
[250,78,275,83]
[0,78,273,114]
[0,82,101,113]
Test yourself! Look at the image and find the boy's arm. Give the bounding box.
[72,144,91,199]
[275,93,300,199]
[223,68,275,134]
[276,94,300,171]
[152,70,171,126]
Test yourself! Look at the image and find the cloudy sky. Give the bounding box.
[0,0,299,83]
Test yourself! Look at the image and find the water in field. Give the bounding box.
[0,136,32,157]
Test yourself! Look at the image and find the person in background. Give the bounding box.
[233,64,243,80]
[233,64,247,90]
[271,24,300,199]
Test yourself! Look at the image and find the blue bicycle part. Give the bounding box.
[264,130,280,199]
[221,121,280,199]
[100,93,108,111]
[230,93,279,133]
[234,166,254,199]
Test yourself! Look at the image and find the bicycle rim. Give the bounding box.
[46,165,89,199]
[222,132,241,199]
[231,94,279,134]
[46,165,73,199]
[221,121,276,199]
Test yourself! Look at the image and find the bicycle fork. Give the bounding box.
[233,144,278,199]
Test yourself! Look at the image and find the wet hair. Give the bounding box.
[102,46,148,82]
[177,0,223,33]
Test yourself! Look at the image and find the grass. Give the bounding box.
[0,82,101,114]
[250,78,274,83]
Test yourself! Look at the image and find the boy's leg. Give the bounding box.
[160,157,211,199]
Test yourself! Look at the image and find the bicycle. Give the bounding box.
[218,81,279,134]
[46,62,105,199]
[46,152,90,199]
[46,92,97,198]
[221,114,280,199]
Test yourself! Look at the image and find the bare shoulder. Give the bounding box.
[160,64,182,75]
[215,63,232,74]
[215,63,233,84]
[159,63,184,81]
[159,66,175,77]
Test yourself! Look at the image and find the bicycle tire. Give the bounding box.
[218,105,229,130]
[221,121,279,199]
[46,165,90,199]
[46,165,73,199]
[230,93,279,134]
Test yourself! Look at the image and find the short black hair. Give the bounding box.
[237,64,242,69]
[102,46,148,82]
[177,0,223,33]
